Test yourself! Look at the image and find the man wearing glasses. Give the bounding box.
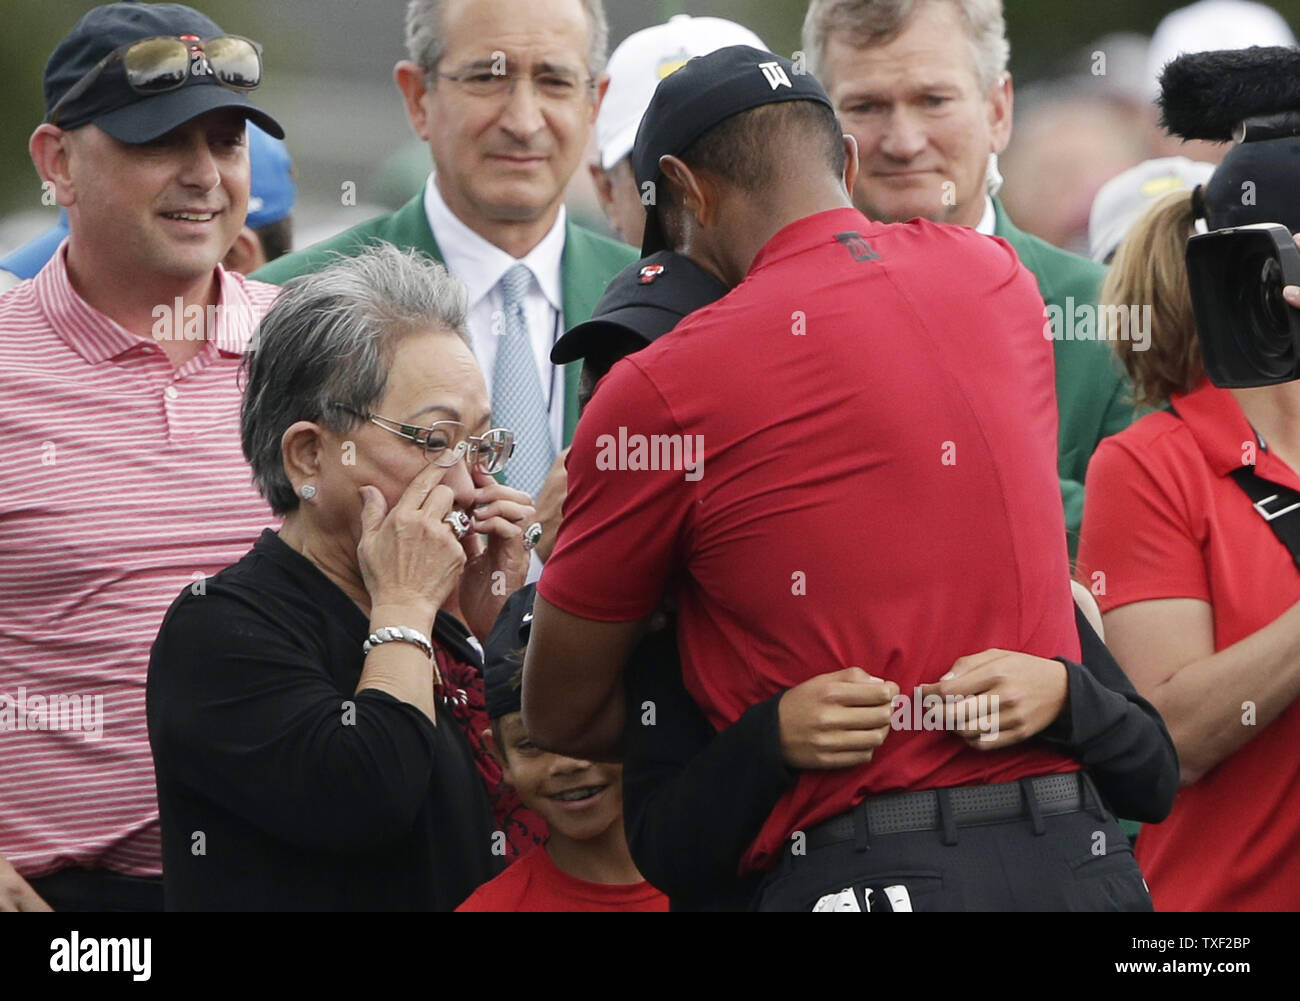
[257,0,636,508]
[0,2,284,911]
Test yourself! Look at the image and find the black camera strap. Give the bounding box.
[1170,403,1300,573]
[1226,466,1300,574]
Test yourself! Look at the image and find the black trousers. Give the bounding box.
[754,777,1154,912]
[27,867,163,912]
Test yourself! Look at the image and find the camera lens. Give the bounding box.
[1230,251,1296,379]
[1257,257,1291,330]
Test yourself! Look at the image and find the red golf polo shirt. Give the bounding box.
[1077,378,1300,911]
[541,208,1080,873]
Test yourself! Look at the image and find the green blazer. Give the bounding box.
[993,199,1136,553]
[253,191,637,443]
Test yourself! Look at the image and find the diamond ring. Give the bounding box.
[522,522,544,551]
[443,510,471,540]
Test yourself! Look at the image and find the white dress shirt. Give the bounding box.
[423,174,567,452]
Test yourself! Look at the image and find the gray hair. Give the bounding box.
[241,243,470,516]
[802,0,1010,92]
[404,0,609,77]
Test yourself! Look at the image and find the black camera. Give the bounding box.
[1160,47,1300,388]
[1187,223,1300,387]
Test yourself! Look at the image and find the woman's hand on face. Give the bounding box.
[458,469,536,640]
[356,465,467,630]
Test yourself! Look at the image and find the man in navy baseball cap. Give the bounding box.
[1,123,295,289]
[43,2,282,143]
[0,3,288,913]
[632,45,833,256]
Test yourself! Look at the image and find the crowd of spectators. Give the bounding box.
[1,0,1298,913]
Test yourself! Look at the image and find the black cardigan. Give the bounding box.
[147,530,502,911]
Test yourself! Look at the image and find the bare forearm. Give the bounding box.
[536,682,627,762]
[1151,601,1300,782]
[356,602,439,723]
[522,597,645,758]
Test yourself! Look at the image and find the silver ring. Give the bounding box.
[522,522,543,551]
[443,510,471,540]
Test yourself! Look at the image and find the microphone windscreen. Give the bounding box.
[1158,46,1300,142]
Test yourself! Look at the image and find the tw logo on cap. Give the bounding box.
[759,61,792,90]
[639,264,665,284]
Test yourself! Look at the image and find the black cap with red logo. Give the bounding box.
[551,250,729,375]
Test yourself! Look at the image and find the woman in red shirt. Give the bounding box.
[1077,180,1300,911]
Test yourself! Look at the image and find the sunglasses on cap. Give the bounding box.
[48,34,263,127]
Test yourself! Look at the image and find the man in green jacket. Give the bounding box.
[256,0,634,496]
[802,0,1134,551]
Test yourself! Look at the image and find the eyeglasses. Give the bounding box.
[334,406,516,474]
[48,34,263,126]
[434,61,595,104]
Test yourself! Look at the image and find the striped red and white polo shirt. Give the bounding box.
[0,245,281,878]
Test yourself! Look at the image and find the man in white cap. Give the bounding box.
[588,14,766,247]
[1088,156,1215,265]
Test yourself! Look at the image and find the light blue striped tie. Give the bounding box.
[493,264,555,498]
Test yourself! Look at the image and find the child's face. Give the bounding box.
[495,712,624,841]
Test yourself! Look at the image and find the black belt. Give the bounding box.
[27,867,163,912]
[805,772,1087,850]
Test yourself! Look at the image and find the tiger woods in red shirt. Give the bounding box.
[525,47,1159,911]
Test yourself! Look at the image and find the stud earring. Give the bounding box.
[300,484,317,500]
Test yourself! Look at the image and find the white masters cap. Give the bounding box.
[595,14,767,171]
[1145,1,1297,101]
[1088,156,1215,263]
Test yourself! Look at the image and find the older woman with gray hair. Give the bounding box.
[147,244,542,911]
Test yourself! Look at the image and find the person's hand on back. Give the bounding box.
[778,668,900,769]
[920,650,1069,751]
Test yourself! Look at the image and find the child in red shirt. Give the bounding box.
[457,586,668,912]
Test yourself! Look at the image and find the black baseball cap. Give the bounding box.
[551,250,729,374]
[631,45,833,256]
[44,2,284,143]
[483,584,537,720]
[1203,137,1300,233]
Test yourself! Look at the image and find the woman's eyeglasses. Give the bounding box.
[332,406,515,475]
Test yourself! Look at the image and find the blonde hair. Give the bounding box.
[1102,188,1204,409]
